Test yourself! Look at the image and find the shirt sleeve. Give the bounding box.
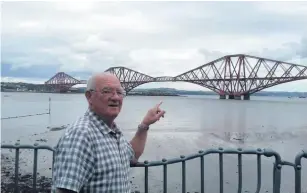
[52,129,96,192]
[125,139,136,161]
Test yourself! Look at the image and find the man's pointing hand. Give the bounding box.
[141,101,166,127]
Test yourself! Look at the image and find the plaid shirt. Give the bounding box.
[51,109,135,193]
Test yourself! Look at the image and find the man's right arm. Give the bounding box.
[52,129,96,193]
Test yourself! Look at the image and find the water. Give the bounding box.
[1,92,307,192]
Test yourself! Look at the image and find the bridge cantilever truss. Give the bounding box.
[174,54,307,96]
[44,72,84,92]
[45,54,307,96]
[105,66,155,93]
[105,54,307,98]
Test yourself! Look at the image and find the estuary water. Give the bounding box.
[1,92,307,193]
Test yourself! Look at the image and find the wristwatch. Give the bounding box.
[138,124,149,131]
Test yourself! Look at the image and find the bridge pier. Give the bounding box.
[234,95,241,100]
[218,93,251,100]
[219,95,226,99]
[243,94,250,100]
[228,95,235,99]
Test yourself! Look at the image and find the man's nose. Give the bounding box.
[111,92,122,100]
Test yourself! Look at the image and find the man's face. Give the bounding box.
[87,75,125,121]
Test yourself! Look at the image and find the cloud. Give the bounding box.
[1,63,60,79]
[298,37,307,58]
[1,1,307,91]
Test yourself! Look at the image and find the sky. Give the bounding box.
[1,1,307,92]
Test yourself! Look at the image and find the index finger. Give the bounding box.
[155,101,163,109]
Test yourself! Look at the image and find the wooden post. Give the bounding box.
[48,97,51,115]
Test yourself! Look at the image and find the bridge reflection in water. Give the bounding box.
[1,143,306,193]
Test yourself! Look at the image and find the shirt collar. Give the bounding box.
[86,108,122,135]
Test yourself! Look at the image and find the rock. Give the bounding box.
[36,139,47,142]
[49,126,66,131]
[1,154,52,192]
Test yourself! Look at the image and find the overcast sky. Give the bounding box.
[1,1,307,91]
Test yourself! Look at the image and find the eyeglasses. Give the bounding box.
[90,87,126,98]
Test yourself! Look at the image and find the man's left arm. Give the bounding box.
[129,124,149,162]
[129,102,165,163]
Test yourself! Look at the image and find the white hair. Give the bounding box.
[86,72,116,91]
[86,75,96,91]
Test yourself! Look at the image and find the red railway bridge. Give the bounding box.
[44,54,307,100]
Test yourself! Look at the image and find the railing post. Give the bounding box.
[273,163,281,193]
[180,155,186,193]
[218,147,224,193]
[237,150,242,193]
[273,163,276,193]
[199,150,205,193]
[295,164,301,193]
[144,160,149,193]
[162,158,167,193]
[256,153,262,193]
[14,143,20,193]
[294,151,307,193]
[33,143,38,192]
[52,150,55,180]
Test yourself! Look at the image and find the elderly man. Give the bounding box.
[51,72,165,193]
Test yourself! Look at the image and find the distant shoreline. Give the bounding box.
[1,90,307,98]
[1,90,184,97]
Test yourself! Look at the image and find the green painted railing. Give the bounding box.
[1,143,306,193]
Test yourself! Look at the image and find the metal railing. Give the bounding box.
[1,143,306,193]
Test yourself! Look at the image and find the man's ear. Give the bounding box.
[85,91,92,102]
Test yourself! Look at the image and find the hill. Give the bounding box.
[133,88,306,97]
[1,82,306,97]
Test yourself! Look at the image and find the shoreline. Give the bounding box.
[2,90,306,98]
[1,90,186,97]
